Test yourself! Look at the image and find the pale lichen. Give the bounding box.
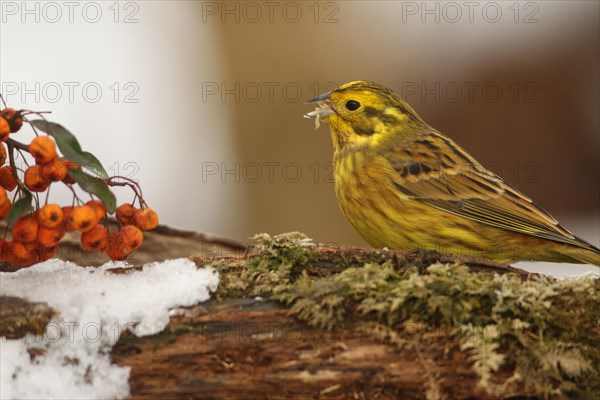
[207,232,600,399]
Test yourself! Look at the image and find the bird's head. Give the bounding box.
[305,81,425,152]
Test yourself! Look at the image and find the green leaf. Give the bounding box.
[7,190,34,227]
[29,120,109,179]
[69,169,116,214]
[78,151,107,178]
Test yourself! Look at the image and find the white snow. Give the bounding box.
[0,258,219,400]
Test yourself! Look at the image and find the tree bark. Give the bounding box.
[111,297,532,400]
[1,225,540,399]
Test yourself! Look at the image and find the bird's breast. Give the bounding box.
[333,151,410,247]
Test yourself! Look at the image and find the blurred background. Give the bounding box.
[1,1,598,276]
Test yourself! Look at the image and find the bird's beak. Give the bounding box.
[304,91,334,119]
[306,91,332,104]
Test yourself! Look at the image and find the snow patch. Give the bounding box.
[0,258,219,399]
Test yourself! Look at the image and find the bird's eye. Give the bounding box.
[345,100,361,111]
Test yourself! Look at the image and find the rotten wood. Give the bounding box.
[110,247,537,399]
[112,298,534,400]
[1,225,541,399]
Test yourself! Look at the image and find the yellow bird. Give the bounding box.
[305,81,599,266]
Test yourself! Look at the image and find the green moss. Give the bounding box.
[206,233,600,399]
[0,296,55,339]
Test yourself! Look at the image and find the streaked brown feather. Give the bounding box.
[388,130,598,252]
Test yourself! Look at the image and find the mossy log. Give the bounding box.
[0,296,55,339]
[111,242,536,399]
[2,230,598,399]
[111,297,531,400]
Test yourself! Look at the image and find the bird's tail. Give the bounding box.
[562,246,600,267]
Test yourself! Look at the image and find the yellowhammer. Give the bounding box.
[305,81,599,266]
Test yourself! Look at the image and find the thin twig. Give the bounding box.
[105,176,146,207]
[6,142,25,192]
[6,138,29,152]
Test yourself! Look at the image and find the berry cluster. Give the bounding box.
[1,104,158,268]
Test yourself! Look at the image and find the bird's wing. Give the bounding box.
[387,131,595,250]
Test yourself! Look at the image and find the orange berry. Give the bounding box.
[0,117,9,142]
[0,199,10,219]
[116,203,137,226]
[29,136,57,164]
[0,108,24,133]
[0,166,17,191]
[81,225,108,252]
[5,242,37,267]
[24,165,51,192]
[61,159,80,184]
[8,241,29,258]
[0,144,6,166]
[133,208,159,231]
[37,243,58,262]
[12,216,39,243]
[65,205,96,232]
[0,188,11,218]
[0,237,6,261]
[120,225,143,252]
[106,232,130,261]
[106,225,143,261]
[37,225,65,247]
[62,206,74,221]
[37,204,64,229]
[42,158,68,182]
[86,200,106,223]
